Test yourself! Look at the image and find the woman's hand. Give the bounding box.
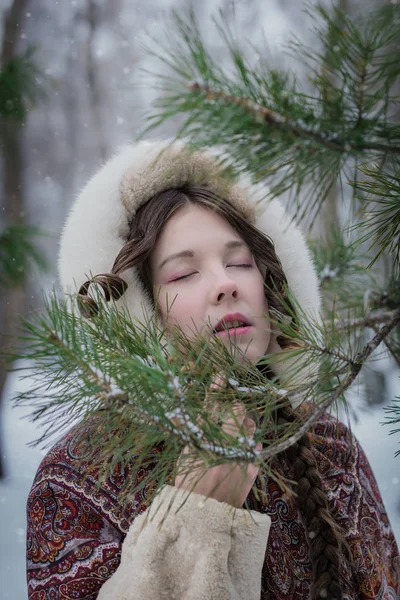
[174,375,262,508]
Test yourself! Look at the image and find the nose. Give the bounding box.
[213,275,238,304]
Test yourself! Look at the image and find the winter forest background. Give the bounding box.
[0,0,399,598]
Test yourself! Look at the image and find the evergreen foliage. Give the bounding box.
[0,47,46,120]
[10,289,399,502]
[0,225,47,287]
[8,2,400,499]
[140,1,400,451]
[0,49,48,288]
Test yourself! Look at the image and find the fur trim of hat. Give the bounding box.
[59,138,321,382]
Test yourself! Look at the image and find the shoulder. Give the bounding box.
[310,413,382,494]
[27,420,123,599]
[309,412,400,596]
[309,412,389,518]
[27,418,164,599]
[29,417,161,533]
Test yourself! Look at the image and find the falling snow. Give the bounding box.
[1,2,399,599]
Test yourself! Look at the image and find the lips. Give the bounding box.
[213,312,252,333]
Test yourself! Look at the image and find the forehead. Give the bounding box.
[150,203,248,273]
[156,203,242,251]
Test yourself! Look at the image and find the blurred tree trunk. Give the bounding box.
[317,0,348,240]
[0,0,28,479]
[85,0,107,161]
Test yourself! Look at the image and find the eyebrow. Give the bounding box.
[158,240,247,271]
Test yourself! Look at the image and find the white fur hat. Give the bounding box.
[59,138,320,380]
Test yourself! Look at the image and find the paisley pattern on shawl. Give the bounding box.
[26,414,399,599]
[27,422,161,599]
[246,416,400,599]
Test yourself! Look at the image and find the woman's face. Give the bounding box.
[150,204,273,365]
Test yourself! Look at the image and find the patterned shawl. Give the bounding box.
[26,414,399,599]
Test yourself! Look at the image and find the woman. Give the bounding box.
[26,139,399,600]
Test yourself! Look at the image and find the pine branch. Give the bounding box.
[189,82,400,156]
[0,48,47,120]
[48,330,115,394]
[349,164,400,272]
[372,328,400,369]
[384,396,400,457]
[303,339,355,366]
[16,306,263,462]
[0,225,47,287]
[355,54,366,127]
[85,377,259,463]
[8,287,400,504]
[258,308,400,459]
[332,309,400,331]
[142,3,400,227]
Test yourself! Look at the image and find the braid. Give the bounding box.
[278,405,348,600]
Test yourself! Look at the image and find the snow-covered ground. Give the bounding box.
[1,367,399,600]
[0,371,46,600]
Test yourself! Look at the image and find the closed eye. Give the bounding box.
[227,264,253,268]
[171,272,196,282]
[171,264,252,282]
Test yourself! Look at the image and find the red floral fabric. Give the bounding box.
[27,415,399,599]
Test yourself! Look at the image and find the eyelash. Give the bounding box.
[171,264,252,282]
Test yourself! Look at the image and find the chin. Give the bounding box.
[224,341,262,366]
[237,339,271,366]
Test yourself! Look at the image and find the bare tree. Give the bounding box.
[314,0,347,240]
[84,0,108,161]
[0,0,29,479]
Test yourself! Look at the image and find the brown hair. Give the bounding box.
[277,406,348,600]
[79,185,294,345]
[78,185,348,599]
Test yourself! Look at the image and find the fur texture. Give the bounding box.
[59,138,321,380]
[97,485,271,600]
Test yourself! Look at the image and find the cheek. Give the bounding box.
[156,288,202,333]
[249,275,270,331]
[251,273,268,309]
